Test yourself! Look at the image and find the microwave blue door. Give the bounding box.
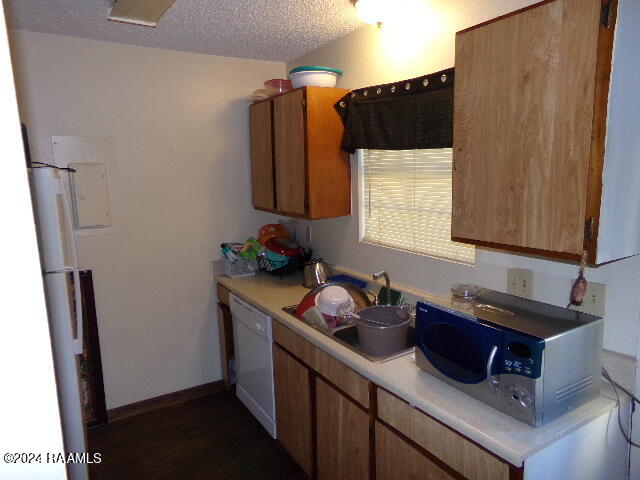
[416,302,504,384]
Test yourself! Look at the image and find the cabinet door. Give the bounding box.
[250,100,275,210]
[377,389,509,480]
[273,344,312,475]
[452,0,602,255]
[305,86,351,219]
[316,378,369,480]
[216,302,234,389]
[375,422,456,480]
[273,89,306,215]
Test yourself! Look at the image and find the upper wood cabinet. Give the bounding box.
[249,100,274,210]
[249,86,351,219]
[452,0,640,264]
[274,90,307,215]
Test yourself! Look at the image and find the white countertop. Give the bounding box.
[216,271,621,467]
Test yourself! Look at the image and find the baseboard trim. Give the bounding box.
[107,380,226,423]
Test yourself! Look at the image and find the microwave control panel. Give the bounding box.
[500,333,544,379]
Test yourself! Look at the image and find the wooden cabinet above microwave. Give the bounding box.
[451,0,640,265]
[249,86,351,220]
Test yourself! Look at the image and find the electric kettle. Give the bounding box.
[303,259,330,288]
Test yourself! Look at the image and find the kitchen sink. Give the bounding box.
[281,305,415,363]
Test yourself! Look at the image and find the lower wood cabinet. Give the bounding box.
[273,344,313,476]
[271,321,520,480]
[375,422,456,480]
[377,389,510,480]
[216,284,233,389]
[216,302,233,389]
[316,378,370,480]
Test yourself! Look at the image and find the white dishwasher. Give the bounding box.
[230,293,276,438]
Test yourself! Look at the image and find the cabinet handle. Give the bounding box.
[600,1,613,28]
[486,345,500,393]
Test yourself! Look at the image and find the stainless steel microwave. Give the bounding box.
[415,290,603,427]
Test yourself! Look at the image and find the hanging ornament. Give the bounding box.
[569,251,588,306]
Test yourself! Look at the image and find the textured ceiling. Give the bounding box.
[4,0,364,62]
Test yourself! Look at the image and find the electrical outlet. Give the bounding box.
[507,268,533,298]
[569,282,606,317]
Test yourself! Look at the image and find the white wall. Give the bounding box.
[0,7,66,478]
[287,1,640,358]
[9,30,285,409]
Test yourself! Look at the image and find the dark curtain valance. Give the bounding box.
[334,67,454,154]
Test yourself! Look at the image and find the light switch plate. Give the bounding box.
[507,268,533,298]
[569,281,606,317]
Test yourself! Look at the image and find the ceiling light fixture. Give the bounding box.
[352,0,386,28]
[108,0,177,27]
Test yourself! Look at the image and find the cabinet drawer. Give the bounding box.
[272,321,317,368]
[315,348,369,409]
[377,389,509,480]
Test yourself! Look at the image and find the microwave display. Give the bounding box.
[508,342,531,358]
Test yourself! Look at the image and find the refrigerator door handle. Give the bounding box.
[71,268,84,355]
[57,171,84,355]
[56,172,80,266]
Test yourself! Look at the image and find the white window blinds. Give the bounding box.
[360,148,475,264]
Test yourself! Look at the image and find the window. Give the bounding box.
[359,148,474,264]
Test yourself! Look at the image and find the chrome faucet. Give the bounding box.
[372,271,391,305]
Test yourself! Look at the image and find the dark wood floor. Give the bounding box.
[88,390,307,480]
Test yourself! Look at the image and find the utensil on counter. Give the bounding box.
[297,282,372,314]
[263,78,292,96]
[327,274,368,290]
[258,224,289,245]
[302,306,327,328]
[339,302,411,326]
[295,292,318,319]
[352,305,411,356]
[337,308,387,327]
[303,259,330,288]
[251,89,269,103]
[288,66,343,88]
[378,286,401,306]
[315,286,354,316]
[451,283,481,299]
[265,237,303,258]
[303,305,353,331]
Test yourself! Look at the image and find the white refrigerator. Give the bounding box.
[31,166,89,480]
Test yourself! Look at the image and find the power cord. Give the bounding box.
[601,366,640,447]
[31,161,76,172]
